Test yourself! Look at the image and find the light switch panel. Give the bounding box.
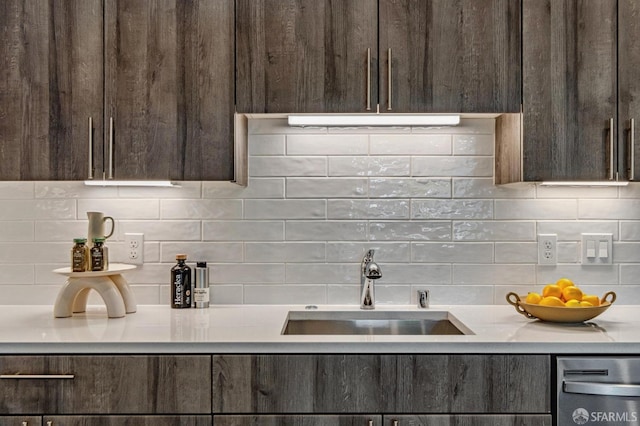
[581,233,613,265]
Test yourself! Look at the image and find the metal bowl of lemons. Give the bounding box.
[506,278,616,323]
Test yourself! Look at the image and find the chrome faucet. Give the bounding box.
[360,249,382,309]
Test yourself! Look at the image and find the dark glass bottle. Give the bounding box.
[171,254,192,308]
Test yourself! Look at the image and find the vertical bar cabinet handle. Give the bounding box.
[88,117,94,180]
[387,48,392,111]
[392,421,399,426]
[368,421,373,426]
[108,116,114,179]
[366,48,371,111]
[609,118,615,180]
[630,118,636,181]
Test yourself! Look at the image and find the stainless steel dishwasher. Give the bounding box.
[557,357,640,425]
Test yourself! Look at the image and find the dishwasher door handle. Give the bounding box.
[565,381,640,397]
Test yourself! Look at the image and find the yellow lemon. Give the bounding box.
[582,295,600,307]
[562,286,583,303]
[580,301,594,307]
[565,299,581,308]
[556,277,575,289]
[539,296,565,307]
[525,292,542,304]
[543,284,563,299]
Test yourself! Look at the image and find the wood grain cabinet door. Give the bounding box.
[104,0,234,180]
[379,0,521,113]
[382,415,552,426]
[0,416,41,426]
[522,0,617,181]
[388,355,550,413]
[235,0,378,113]
[214,415,382,426]
[44,416,212,426]
[619,0,640,181]
[0,356,211,414]
[0,0,103,180]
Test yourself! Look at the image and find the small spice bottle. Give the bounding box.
[90,237,108,271]
[71,238,89,272]
[171,254,192,308]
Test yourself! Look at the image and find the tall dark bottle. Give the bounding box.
[171,254,192,308]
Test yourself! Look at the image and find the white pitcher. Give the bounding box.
[87,211,115,245]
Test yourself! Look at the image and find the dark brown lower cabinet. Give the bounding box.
[213,416,382,426]
[382,415,552,426]
[212,355,550,414]
[0,356,211,415]
[0,417,41,426]
[44,416,211,426]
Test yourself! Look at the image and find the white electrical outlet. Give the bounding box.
[538,234,557,265]
[125,233,144,265]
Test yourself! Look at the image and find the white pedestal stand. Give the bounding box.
[53,263,137,318]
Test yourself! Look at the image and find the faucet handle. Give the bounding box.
[418,290,429,308]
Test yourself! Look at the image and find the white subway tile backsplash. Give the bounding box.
[244,199,326,219]
[495,199,578,220]
[412,200,493,220]
[203,179,285,199]
[326,242,411,262]
[453,178,534,198]
[369,178,451,198]
[0,221,34,241]
[203,221,284,241]
[78,199,159,220]
[369,134,451,155]
[412,242,494,263]
[454,264,536,285]
[537,221,619,240]
[329,156,411,177]
[3,117,640,306]
[580,199,640,220]
[249,134,286,156]
[161,199,243,219]
[244,284,326,304]
[287,178,368,198]
[453,221,536,241]
[287,134,368,155]
[250,157,327,177]
[160,242,243,263]
[286,264,358,284]
[245,242,326,263]
[412,156,493,177]
[286,221,367,241]
[0,182,34,199]
[452,134,494,156]
[369,221,452,241]
[328,200,410,219]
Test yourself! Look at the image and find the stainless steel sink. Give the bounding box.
[281,310,473,335]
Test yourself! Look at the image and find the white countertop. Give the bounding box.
[0,304,638,354]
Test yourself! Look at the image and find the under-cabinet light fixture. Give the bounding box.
[84,180,179,187]
[539,181,629,187]
[287,114,461,127]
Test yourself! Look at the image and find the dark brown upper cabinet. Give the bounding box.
[235,0,521,115]
[235,0,378,114]
[0,0,103,180]
[517,0,618,182]
[104,0,234,181]
[619,0,640,182]
[497,0,640,184]
[0,0,234,181]
[379,0,521,114]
